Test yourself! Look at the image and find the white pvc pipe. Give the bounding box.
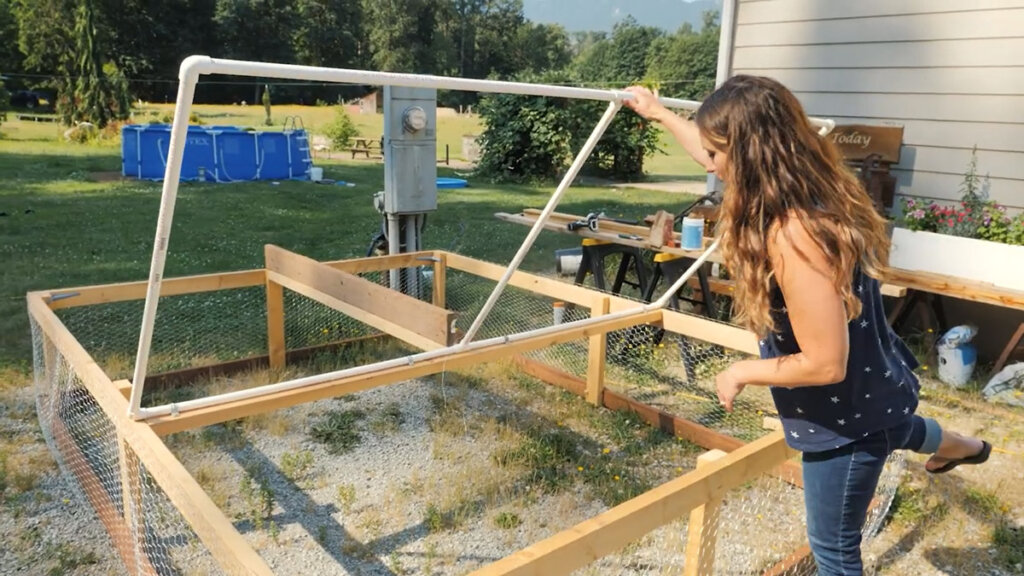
[458,101,622,346]
[129,55,837,420]
[174,56,835,131]
[128,67,200,418]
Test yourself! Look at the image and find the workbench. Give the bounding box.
[496,209,1024,367]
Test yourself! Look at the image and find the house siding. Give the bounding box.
[731,0,1024,209]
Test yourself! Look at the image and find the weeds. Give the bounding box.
[890,485,948,526]
[336,483,357,514]
[492,427,579,490]
[388,550,408,575]
[310,409,365,454]
[239,467,275,530]
[964,487,1006,518]
[369,402,405,434]
[279,450,314,484]
[493,511,522,530]
[44,542,99,576]
[993,523,1024,568]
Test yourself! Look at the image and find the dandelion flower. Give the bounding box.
[676,467,683,474]
[577,466,584,472]
[602,447,611,454]
[613,475,620,481]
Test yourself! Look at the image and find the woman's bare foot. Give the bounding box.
[925,430,989,473]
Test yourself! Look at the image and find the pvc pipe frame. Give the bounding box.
[129,56,833,420]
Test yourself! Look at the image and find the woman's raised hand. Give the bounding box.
[622,86,670,122]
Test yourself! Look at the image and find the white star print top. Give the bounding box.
[759,268,921,452]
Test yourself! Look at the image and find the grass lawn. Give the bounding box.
[3,112,1023,576]
[0,110,703,366]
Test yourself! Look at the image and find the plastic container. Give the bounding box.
[309,166,323,181]
[437,177,468,189]
[681,216,705,250]
[554,247,583,276]
[936,325,978,388]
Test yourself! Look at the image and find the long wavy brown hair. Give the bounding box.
[695,75,891,336]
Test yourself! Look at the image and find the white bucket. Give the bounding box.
[555,247,583,276]
[309,166,324,181]
[937,344,977,388]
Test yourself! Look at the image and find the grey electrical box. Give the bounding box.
[383,86,438,214]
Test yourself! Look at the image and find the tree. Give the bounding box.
[362,0,431,73]
[293,0,367,69]
[57,0,131,128]
[15,0,75,75]
[94,0,219,102]
[214,0,298,104]
[0,0,21,72]
[514,22,571,74]
[572,16,663,86]
[0,74,9,132]
[645,12,720,99]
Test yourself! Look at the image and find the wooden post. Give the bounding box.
[993,322,1024,374]
[265,270,286,371]
[684,449,727,576]
[586,296,611,406]
[433,253,447,309]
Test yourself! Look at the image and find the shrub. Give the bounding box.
[324,105,359,150]
[476,70,660,182]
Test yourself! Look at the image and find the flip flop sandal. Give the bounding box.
[927,441,992,474]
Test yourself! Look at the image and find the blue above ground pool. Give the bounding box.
[122,124,313,182]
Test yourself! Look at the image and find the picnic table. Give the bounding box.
[349,136,383,159]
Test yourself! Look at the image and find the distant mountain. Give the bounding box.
[522,0,723,33]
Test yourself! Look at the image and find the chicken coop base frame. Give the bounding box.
[28,248,821,576]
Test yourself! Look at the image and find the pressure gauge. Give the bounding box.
[402,106,428,133]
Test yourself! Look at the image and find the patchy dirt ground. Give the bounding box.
[863,378,1024,576]
[1,359,1022,575]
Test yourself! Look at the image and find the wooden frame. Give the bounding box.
[30,249,811,576]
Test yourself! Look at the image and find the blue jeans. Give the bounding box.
[802,415,942,575]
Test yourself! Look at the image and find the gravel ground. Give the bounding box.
[0,378,123,576]
[6,364,1019,576]
[158,372,814,576]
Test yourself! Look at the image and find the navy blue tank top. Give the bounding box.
[759,268,921,452]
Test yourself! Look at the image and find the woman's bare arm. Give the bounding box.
[716,217,850,410]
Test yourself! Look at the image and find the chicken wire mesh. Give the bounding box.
[31,316,225,576]
[31,254,905,576]
[444,260,905,574]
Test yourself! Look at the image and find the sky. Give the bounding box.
[521,0,723,33]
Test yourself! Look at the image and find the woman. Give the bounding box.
[624,76,991,575]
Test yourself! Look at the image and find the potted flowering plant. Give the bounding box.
[890,149,1024,291]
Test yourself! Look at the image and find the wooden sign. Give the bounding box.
[830,124,904,163]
